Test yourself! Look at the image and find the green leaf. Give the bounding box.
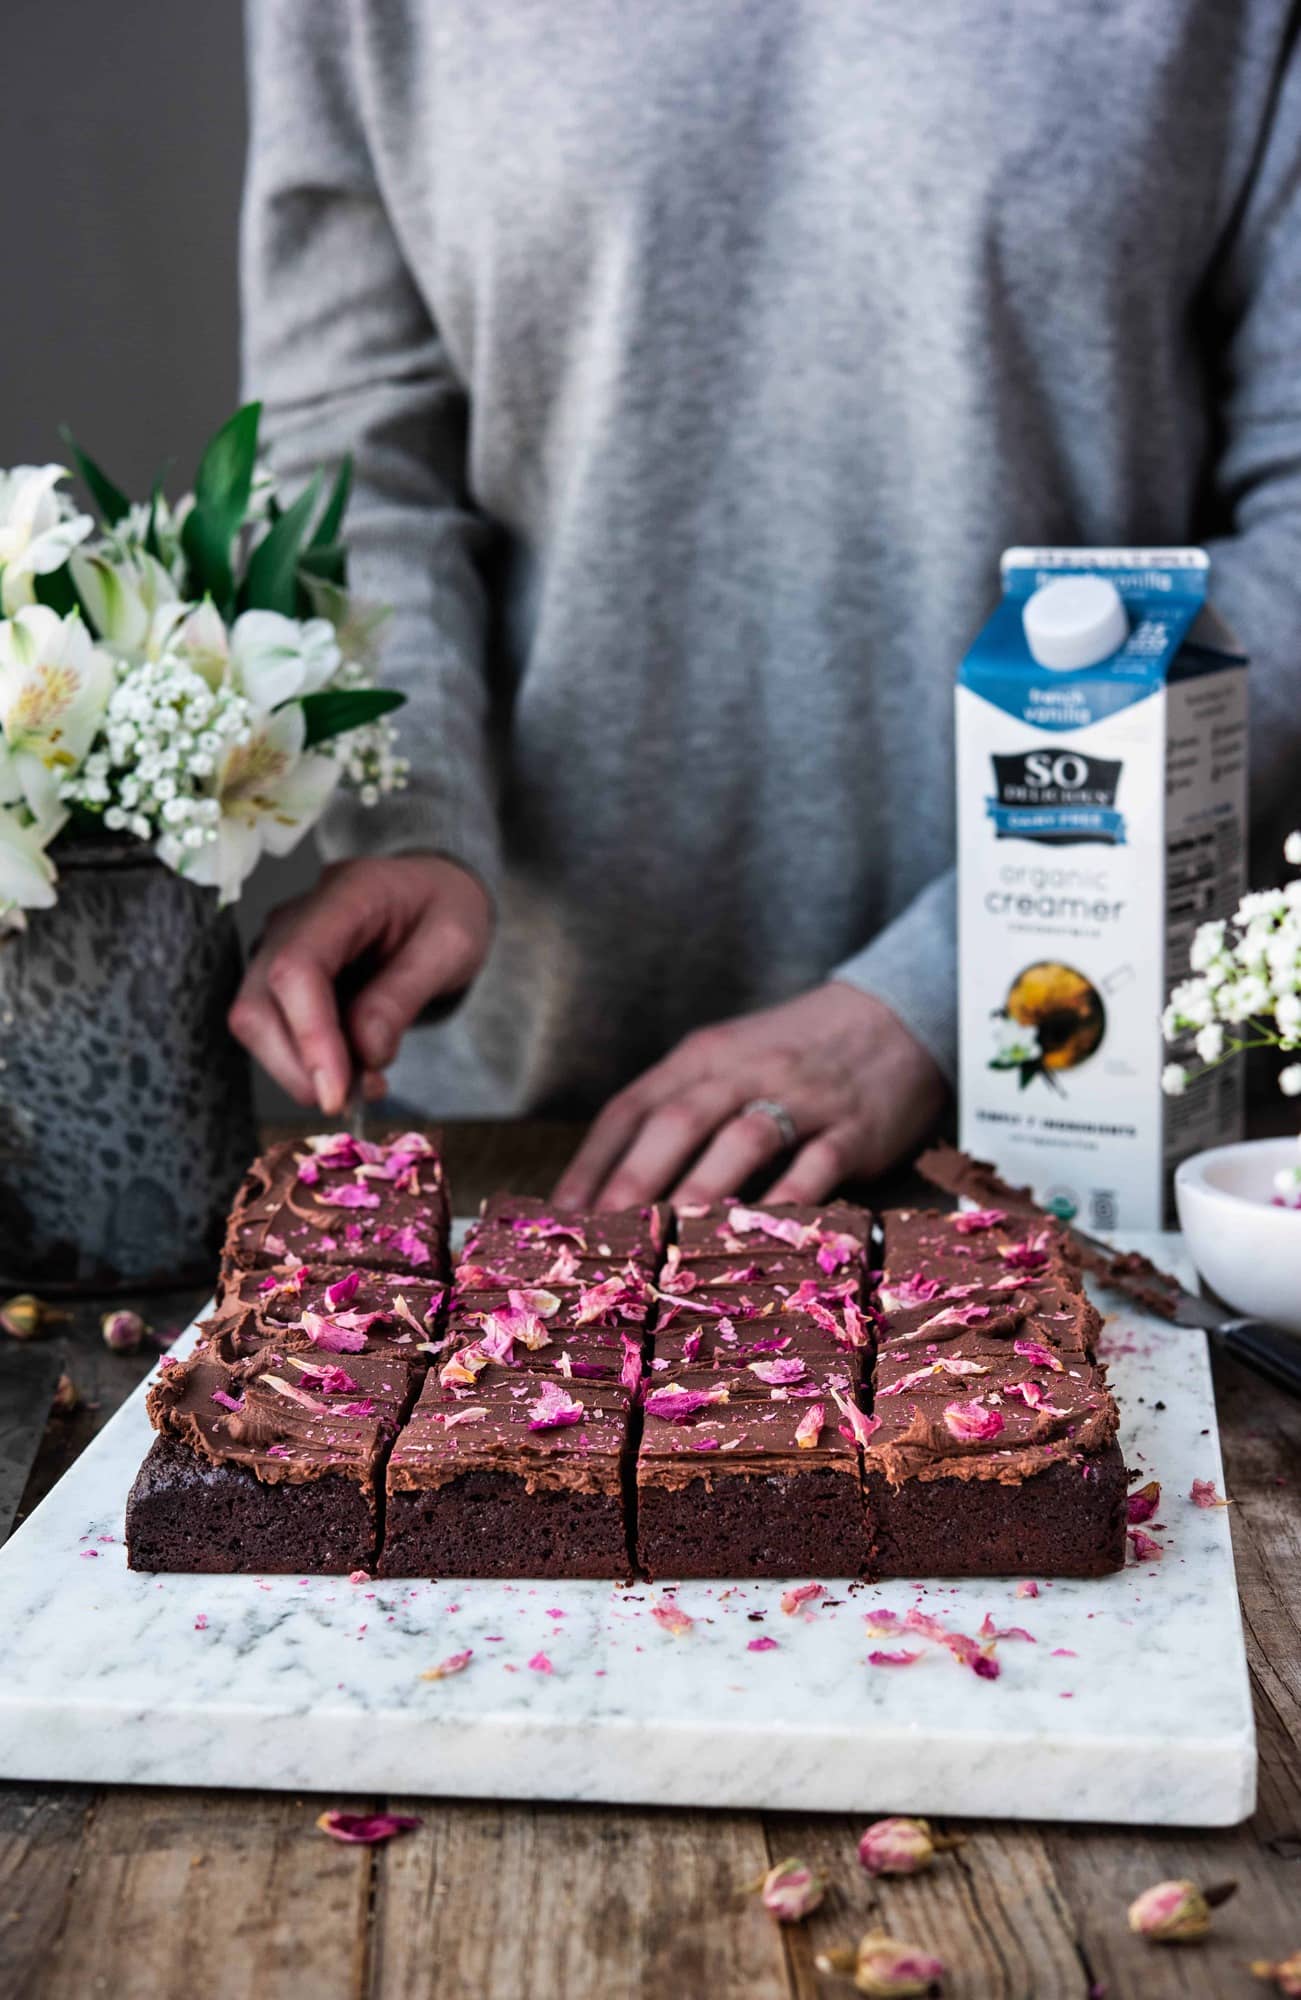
[33,565,80,617]
[193,402,261,535]
[179,404,262,613]
[298,686,404,747]
[297,539,347,588]
[239,473,321,616]
[310,455,352,551]
[143,475,167,561]
[58,426,130,525]
[180,507,234,617]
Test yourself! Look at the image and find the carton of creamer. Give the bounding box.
[957,547,1248,1230]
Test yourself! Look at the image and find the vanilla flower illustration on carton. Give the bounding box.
[0,406,407,928]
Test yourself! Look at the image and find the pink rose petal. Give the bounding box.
[747,1356,807,1385]
[1190,1477,1229,1509]
[952,1207,1007,1233]
[868,1648,923,1667]
[831,1388,880,1449]
[322,1271,363,1311]
[1013,1338,1065,1372]
[1127,1480,1161,1524]
[527,1383,585,1431]
[747,1636,779,1653]
[942,1399,1005,1443]
[313,1183,381,1210]
[781,1582,825,1615]
[650,1599,694,1637]
[317,1811,422,1845]
[421,1649,473,1680]
[1128,1528,1163,1563]
[527,1651,554,1673]
[644,1382,730,1421]
[794,1403,825,1450]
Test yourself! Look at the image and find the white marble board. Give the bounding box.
[0,1233,1255,1825]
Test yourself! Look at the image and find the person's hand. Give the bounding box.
[228,854,492,1116]
[554,982,948,1210]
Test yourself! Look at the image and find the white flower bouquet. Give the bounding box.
[0,405,405,924]
[1162,831,1301,1202]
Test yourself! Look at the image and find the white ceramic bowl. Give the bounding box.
[1175,1137,1301,1333]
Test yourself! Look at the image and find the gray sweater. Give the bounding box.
[242,0,1301,1116]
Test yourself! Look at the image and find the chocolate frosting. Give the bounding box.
[637,1367,857,1492]
[223,1132,450,1277]
[219,1260,445,1332]
[389,1365,633,1496]
[147,1347,418,1487]
[915,1142,1182,1319]
[869,1206,1118,1486]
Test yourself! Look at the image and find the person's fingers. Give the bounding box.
[228,941,319,1104]
[672,1102,795,1205]
[228,977,319,1107]
[345,909,484,1072]
[593,1081,742,1210]
[764,1124,858,1203]
[260,880,386,1115]
[553,1087,654,1210]
[362,1068,388,1102]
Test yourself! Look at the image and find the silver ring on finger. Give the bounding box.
[740,1097,798,1150]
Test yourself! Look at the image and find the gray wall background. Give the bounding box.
[4,0,319,1112]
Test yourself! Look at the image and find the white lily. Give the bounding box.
[0,804,57,930]
[228,610,340,711]
[183,701,339,903]
[69,545,184,659]
[169,597,231,689]
[0,465,94,614]
[0,606,113,831]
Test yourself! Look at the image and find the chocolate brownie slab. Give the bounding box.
[380,1369,637,1578]
[127,1347,419,1574]
[198,1300,436,1365]
[223,1131,450,1277]
[635,1367,872,1579]
[877,1208,1099,1357]
[460,1195,667,1278]
[219,1259,447,1336]
[866,1205,1125,1577]
[650,1304,871,1380]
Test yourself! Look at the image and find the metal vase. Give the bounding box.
[0,837,257,1289]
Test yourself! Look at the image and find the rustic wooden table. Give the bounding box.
[1,1120,1297,2000]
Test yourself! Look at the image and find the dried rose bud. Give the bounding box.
[51,1372,79,1416]
[1251,1948,1301,1996]
[1127,1877,1237,1942]
[1,1293,52,1340]
[857,1816,963,1877]
[101,1309,149,1353]
[816,1928,946,1997]
[758,1856,825,1922]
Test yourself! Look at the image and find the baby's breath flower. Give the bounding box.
[1284,830,1301,867]
[1194,1023,1224,1064]
[1280,1064,1301,1098]
[1161,1063,1188,1097]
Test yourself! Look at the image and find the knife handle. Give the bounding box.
[1217,1318,1301,1399]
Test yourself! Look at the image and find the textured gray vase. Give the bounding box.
[0,837,258,1289]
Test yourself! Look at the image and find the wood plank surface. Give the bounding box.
[1,1118,1297,2000]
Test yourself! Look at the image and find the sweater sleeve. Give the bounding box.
[1198,15,1301,860]
[240,0,501,898]
[831,870,959,1084]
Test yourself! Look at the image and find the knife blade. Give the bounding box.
[0,1344,62,1542]
[1067,1222,1301,1398]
